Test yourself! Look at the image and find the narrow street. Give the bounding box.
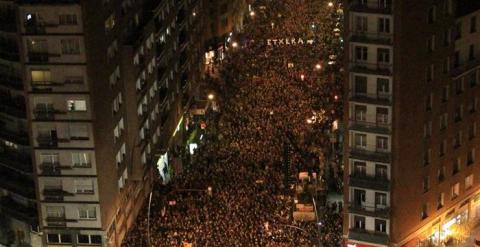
[123,0,344,246]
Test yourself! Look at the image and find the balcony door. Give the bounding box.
[354,76,367,96]
[353,161,367,177]
[353,189,366,206]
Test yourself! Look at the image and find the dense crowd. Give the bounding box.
[122,0,344,246]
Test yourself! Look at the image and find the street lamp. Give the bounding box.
[208,93,215,100]
[300,74,305,81]
[328,2,334,7]
[315,64,322,70]
[232,42,238,48]
[250,11,255,17]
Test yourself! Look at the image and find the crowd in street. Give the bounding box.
[122,0,344,246]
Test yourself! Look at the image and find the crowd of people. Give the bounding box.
[122,0,344,246]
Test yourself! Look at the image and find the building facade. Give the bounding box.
[343,0,480,246]
[0,0,234,246]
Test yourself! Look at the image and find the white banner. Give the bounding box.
[266,38,315,46]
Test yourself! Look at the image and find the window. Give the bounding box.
[443,29,452,46]
[438,166,446,181]
[453,157,461,174]
[466,174,474,189]
[47,234,72,244]
[376,136,388,151]
[353,161,366,176]
[471,16,477,33]
[443,56,451,73]
[454,50,460,67]
[375,219,387,233]
[424,149,432,165]
[354,216,365,229]
[378,17,390,33]
[469,44,475,61]
[59,14,77,25]
[437,193,445,209]
[426,64,434,82]
[375,164,388,179]
[428,6,436,24]
[67,99,87,112]
[354,76,367,95]
[423,176,430,193]
[377,48,390,63]
[40,153,59,164]
[107,40,118,59]
[451,183,460,199]
[355,46,368,61]
[445,0,453,15]
[470,122,477,139]
[454,105,463,122]
[31,70,52,85]
[46,206,65,218]
[354,133,367,148]
[421,203,428,219]
[78,207,96,219]
[375,192,387,208]
[470,71,478,87]
[72,152,90,167]
[105,14,116,31]
[442,85,449,102]
[470,97,478,113]
[454,131,462,148]
[354,189,366,205]
[354,105,367,121]
[355,16,368,32]
[424,121,432,138]
[455,23,462,40]
[60,39,80,55]
[69,124,89,140]
[468,148,475,165]
[425,93,433,111]
[377,78,390,97]
[440,113,448,130]
[74,179,94,194]
[427,35,436,52]
[440,140,446,156]
[376,107,389,125]
[78,234,102,244]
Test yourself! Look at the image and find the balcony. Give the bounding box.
[27,52,61,63]
[350,92,392,105]
[36,135,58,148]
[0,96,27,118]
[39,162,72,176]
[0,168,36,198]
[350,61,392,76]
[34,106,66,120]
[349,1,392,14]
[0,196,37,223]
[349,173,390,191]
[349,145,391,163]
[349,119,391,134]
[43,187,74,201]
[348,202,390,218]
[0,150,33,173]
[0,74,23,90]
[24,22,59,34]
[349,228,389,245]
[45,216,77,227]
[451,57,480,78]
[350,31,392,45]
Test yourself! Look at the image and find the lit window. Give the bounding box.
[74,179,94,194]
[67,99,87,111]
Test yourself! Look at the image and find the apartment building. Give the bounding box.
[343,0,480,246]
[0,0,214,246]
[0,0,41,246]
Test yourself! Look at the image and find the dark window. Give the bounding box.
[375,164,388,179]
[428,7,436,24]
[375,219,387,232]
[78,235,89,244]
[469,45,475,61]
[47,234,60,243]
[91,235,102,244]
[354,76,367,95]
[471,16,477,33]
[60,234,72,243]
[354,216,366,229]
[353,161,367,176]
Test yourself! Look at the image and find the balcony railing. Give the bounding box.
[348,228,389,245]
[451,57,480,78]
[349,119,391,134]
[39,162,72,175]
[349,1,392,14]
[34,106,66,120]
[24,21,59,34]
[349,173,390,191]
[45,216,77,227]
[350,31,393,45]
[37,135,58,147]
[348,201,390,218]
[27,52,61,63]
[349,145,391,163]
[350,92,392,104]
[350,61,392,75]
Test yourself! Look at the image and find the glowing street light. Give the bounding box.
[250,11,255,17]
[315,64,322,70]
[328,2,334,7]
[208,93,215,100]
[300,74,305,81]
[306,119,313,124]
[334,95,339,101]
[232,42,238,48]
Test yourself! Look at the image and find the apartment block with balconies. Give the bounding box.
[344,0,480,247]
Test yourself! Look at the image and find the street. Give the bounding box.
[122,0,344,246]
